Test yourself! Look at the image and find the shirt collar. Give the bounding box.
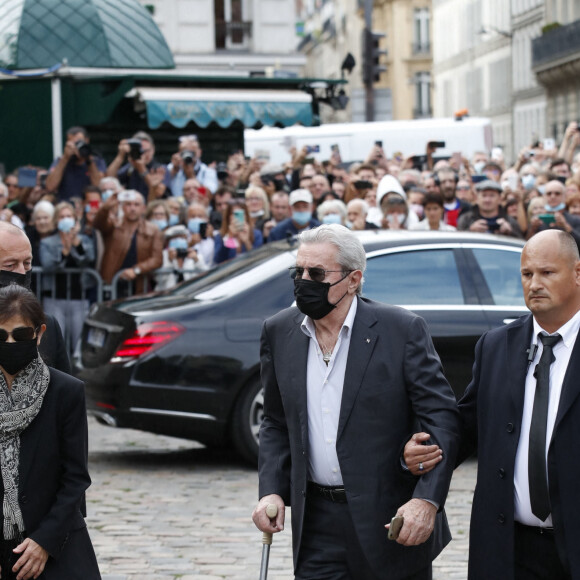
[532,308,580,349]
[301,295,358,340]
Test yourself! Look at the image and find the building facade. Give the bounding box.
[298,0,433,123]
[433,0,513,160]
[512,0,546,156]
[138,0,306,74]
[532,0,580,144]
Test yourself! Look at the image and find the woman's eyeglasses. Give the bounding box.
[289,267,352,283]
[0,326,38,342]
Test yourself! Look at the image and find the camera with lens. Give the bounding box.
[176,248,189,259]
[216,162,229,181]
[75,140,92,160]
[181,150,196,165]
[127,139,144,161]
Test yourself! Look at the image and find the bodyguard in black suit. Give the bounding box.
[406,229,580,579]
[252,224,459,580]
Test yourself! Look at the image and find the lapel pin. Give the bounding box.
[366,338,370,343]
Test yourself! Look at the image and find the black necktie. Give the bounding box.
[529,333,562,521]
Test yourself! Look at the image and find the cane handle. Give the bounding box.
[262,503,279,545]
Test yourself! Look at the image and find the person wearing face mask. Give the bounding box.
[186,202,215,268]
[316,199,347,226]
[520,164,538,192]
[0,284,101,580]
[368,175,420,230]
[268,190,320,242]
[145,200,170,232]
[155,225,208,290]
[471,152,489,175]
[39,202,95,352]
[253,224,459,580]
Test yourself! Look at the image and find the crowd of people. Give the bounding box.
[3,122,580,347]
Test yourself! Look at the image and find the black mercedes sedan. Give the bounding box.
[74,231,527,463]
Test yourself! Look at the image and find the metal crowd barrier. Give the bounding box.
[31,266,203,303]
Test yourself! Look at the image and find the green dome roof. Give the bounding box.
[0,0,175,70]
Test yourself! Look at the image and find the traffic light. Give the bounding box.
[363,28,387,84]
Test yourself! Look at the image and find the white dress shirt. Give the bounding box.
[514,309,580,526]
[300,297,358,486]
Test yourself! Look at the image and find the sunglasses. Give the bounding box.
[289,267,352,283]
[0,326,38,342]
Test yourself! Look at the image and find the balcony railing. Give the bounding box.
[532,20,580,68]
[412,42,431,55]
[215,20,252,50]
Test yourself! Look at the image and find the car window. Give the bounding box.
[471,248,525,306]
[168,243,296,300]
[363,249,464,305]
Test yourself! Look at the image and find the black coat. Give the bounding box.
[39,316,70,374]
[0,368,100,579]
[458,314,580,579]
[258,297,460,579]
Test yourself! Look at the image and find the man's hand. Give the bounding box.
[496,217,513,235]
[170,152,182,176]
[553,211,573,233]
[387,499,437,546]
[62,140,78,161]
[403,432,442,476]
[12,538,48,580]
[119,268,137,281]
[469,219,490,233]
[252,494,285,534]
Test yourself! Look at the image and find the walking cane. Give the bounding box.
[259,503,278,580]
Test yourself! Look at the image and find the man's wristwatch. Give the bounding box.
[133,266,142,276]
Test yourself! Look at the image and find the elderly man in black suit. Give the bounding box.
[406,229,580,579]
[0,222,69,373]
[252,224,459,580]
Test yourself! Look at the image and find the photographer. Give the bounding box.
[106,131,169,197]
[457,180,523,238]
[167,135,218,196]
[45,127,106,202]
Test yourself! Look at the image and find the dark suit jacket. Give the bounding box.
[0,368,100,579]
[39,315,70,374]
[258,297,460,580]
[458,314,580,579]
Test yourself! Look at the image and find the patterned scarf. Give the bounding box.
[0,356,49,540]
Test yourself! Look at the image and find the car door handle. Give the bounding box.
[503,318,517,325]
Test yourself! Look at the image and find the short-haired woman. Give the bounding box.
[0,285,100,579]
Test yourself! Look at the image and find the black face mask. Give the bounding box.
[294,275,349,320]
[0,339,38,376]
[0,270,32,290]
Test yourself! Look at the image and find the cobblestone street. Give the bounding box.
[88,418,476,580]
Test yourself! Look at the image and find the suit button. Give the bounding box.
[20,495,27,504]
[498,513,505,524]
[498,468,505,479]
[506,423,514,433]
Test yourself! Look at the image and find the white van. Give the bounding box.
[244,117,493,166]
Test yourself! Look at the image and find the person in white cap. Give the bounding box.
[368,175,420,229]
[268,189,320,241]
